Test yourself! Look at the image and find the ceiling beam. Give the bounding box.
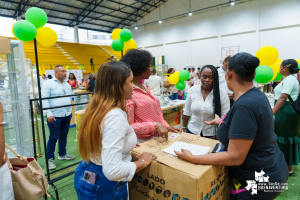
[106,0,150,13]
[4,0,128,26]
[134,0,157,7]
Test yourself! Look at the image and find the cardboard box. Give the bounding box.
[163,111,178,127]
[129,133,231,200]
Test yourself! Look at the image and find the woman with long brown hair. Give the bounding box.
[74,61,156,200]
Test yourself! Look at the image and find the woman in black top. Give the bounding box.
[175,53,288,199]
[85,73,95,93]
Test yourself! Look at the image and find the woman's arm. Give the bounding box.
[85,79,90,91]
[175,138,253,166]
[182,92,192,132]
[75,80,79,88]
[272,93,289,115]
[163,81,171,88]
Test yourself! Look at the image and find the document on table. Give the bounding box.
[163,142,211,156]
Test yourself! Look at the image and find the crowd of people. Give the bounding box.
[1,48,299,200]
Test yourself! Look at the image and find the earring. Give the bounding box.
[226,79,230,82]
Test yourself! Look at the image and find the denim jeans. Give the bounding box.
[47,114,72,160]
[169,93,178,100]
[74,161,128,200]
[187,128,212,138]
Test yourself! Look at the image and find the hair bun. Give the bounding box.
[245,57,260,70]
[292,66,300,74]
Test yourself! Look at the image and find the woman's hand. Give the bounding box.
[138,152,157,167]
[174,149,193,161]
[155,122,169,142]
[182,128,187,133]
[167,126,182,133]
[205,114,222,125]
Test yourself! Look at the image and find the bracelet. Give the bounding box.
[182,127,187,129]
[0,122,5,126]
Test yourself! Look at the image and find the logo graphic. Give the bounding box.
[232,170,288,195]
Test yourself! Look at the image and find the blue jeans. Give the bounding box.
[169,93,178,100]
[187,128,212,138]
[74,161,128,200]
[47,114,72,160]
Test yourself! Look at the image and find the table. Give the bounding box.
[161,100,185,126]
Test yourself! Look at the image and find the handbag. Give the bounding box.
[284,76,300,114]
[5,143,50,200]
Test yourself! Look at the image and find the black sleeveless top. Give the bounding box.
[89,79,95,93]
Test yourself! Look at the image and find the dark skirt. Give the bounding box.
[274,101,300,166]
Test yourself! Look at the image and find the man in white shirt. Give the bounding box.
[144,68,163,95]
[217,56,235,106]
[190,68,195,79]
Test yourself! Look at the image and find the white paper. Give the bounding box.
[169,133,180,139]
[163,142,211,156]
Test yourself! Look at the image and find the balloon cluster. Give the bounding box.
[255,46,300,84]
[168,70,190,90]
[111,28,137,53]
[12,7,57,47]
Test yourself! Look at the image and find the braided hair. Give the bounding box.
[200,65,221,117]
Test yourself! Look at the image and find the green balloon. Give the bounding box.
[176,80,185,90]
[273,73,283,82]
[298,63,300,69]
[25,7,47,28]
[178,70,190,81]
[120,29,132,42]
[254,65,273,84]
[111,39,124,51]
[13,21,37,41]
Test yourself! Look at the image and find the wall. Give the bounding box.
[132,0,300,71]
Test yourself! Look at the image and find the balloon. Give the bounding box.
[178,70,190,81]
[120,29,132,42]
[270,59,283,81]
[296,59,300,69]
[123,39,137,54]
[112,28,122,40]
[25,7,47,28]
[256,46,279,66]
[168,74,179,85]
[273,73,283,82]
[176,81,185,90]
[11,21,20,40]
[254,65,274,84]
[36,27,57,47]
[111,39,124,51]
[174,71,180,76]
[13,21,37,41]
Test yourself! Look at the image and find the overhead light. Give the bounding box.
[231,2,235,5]
[159,20,162,24]
[189,12,192,16]
[135,26,138,29]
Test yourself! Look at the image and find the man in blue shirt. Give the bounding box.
[42,65,75,170]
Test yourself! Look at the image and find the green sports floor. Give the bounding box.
[33,115,300,200]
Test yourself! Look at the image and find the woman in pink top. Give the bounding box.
[121,49,181,143]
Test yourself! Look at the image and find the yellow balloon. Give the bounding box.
[256,45,279,66]
[168,74,179,85]
[123,39,132,51]
[296,59,300,64]
[36,27,57,47]
[123,39,137,54]
[174,71,180,76]
[112,28,122,40]
[270,59,283,81]
[130,39,137,49]
[11,21,20,40]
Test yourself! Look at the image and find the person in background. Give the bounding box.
[218,56,235,107]
[190,68,195,79]
[272,59,300,176]
[182,65,230,138]
[121,49,181,143]
[90,57,93,69]
[163,68,178,100]
[42,74,47,80]
[178,90,184,100]
[144,68,163,95]
[75,61,156,199]
[42,65,75,170]
[193,70,201,86]
[188,68,191,79]
[197,67,200,74]
[85,73,96,93]
[177,53,289,200]
[47,74,52,79]
[110,56,114,61]
[184,68,186,70]
[68,73,78,89]
[0,102,14,200]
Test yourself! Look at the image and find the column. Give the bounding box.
[74,25,79,43]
